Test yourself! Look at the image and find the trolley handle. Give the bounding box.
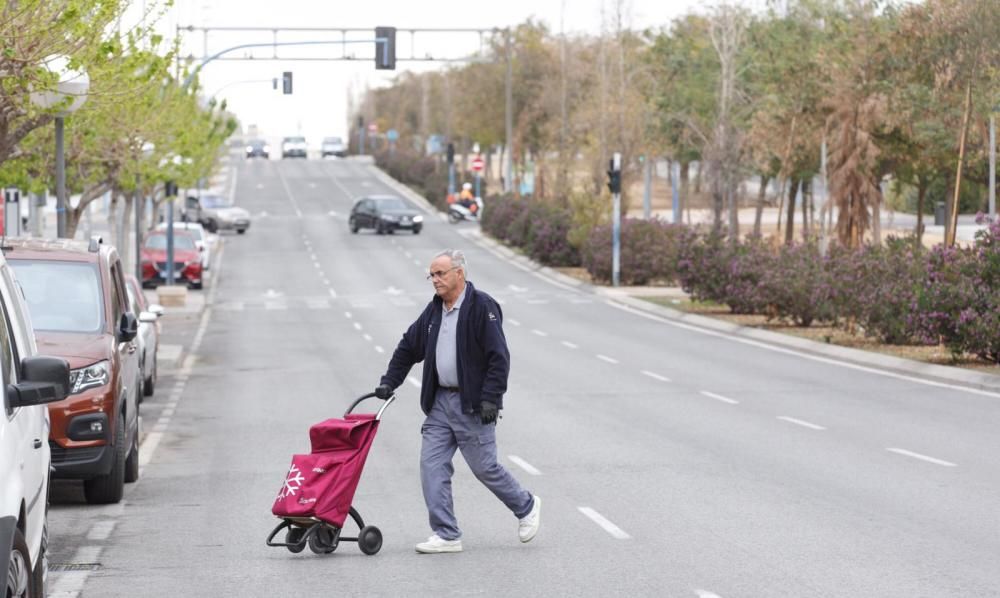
[345,392,396,420]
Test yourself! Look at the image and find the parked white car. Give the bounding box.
[0,254,71,598]
[125,274,163,399]
[155,221,212,270]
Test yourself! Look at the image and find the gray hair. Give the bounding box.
[435,249,468,277]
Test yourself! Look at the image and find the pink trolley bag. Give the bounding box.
[266,392,395,555]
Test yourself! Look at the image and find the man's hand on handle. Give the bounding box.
[480,400,499,425]
[375,384,393,400]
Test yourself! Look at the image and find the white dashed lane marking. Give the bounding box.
[641,370,670,382]
[777,416,826,431]
[508,455,541,476]
[531,329,548,337]
[699,391,739,405]
[561,341,578,349]
[887,448,957,467]
[578,507,631,540]
[407,376,422,388]
[596,354,619,364]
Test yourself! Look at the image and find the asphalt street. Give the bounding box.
[46,156,1000,597]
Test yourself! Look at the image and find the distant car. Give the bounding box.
[0,249,71,598]
[141,231,204,289]
[156,221,212,270]
[124,274,162,398]
[184,194,251,234]
[246,139,269,159]
[349,195,424,235]
[321,136,347,158]
[6,237,142,505]
[281,136,307,159]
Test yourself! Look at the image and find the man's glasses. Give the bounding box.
[426,266,459,280]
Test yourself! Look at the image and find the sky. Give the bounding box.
[125,0,764,144]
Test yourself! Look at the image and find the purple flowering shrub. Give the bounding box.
[584,219,692,285]
[915,217,1000,363]
[758,242,837,326]
[832,238,929,344]
[722,235,775,314]
[677,229,732,304]
[480,195,528,241]
[525,204,580,267]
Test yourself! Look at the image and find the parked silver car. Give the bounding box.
[125,274,163,398]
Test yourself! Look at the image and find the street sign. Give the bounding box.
[386,129,399,141]
[471,156,484,172]
[368,122,378,133]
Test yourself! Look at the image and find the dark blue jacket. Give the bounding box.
[380,281,510,415]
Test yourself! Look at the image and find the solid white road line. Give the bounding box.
[699,390,739,405]
[641,370,671,382]
[577,507,631,540]
[86,521,117,541]
[605,300,1000,400]
[508,455,541,475]
[408,376,422,388]
[777,416,826,431]
[695,591,724,598]
[531,329,548,337]
[597,354,619,364]
[561,340,579,349]
[274,165,304,218]
[887,448,957,467]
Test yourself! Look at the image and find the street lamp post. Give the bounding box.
[29,55,89,239]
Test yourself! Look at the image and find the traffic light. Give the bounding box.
[164,181,178,197]
[282,71,293,94]
[446,143,455,165]
[607,159,621,194]
[375,26,396,70]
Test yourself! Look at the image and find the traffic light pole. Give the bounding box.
[610,152,622,287]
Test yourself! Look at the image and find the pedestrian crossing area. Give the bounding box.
[212,291,593,313]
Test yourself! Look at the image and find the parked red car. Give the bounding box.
[141,230,204,289]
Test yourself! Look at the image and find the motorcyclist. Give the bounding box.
[457,183,475,210]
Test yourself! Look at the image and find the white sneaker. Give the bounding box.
[415,534,463,554]
[518,495,541,543]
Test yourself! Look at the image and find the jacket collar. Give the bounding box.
[432,280,475,309]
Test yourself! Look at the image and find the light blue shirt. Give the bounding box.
[435,283,467,387]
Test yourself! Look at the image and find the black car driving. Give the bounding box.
[349,195,424,235]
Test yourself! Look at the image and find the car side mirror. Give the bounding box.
[198,245,205,252]
[118,312,138,343]
[149,304,165,317]
[139,311,158,324]
[8,356,70,407]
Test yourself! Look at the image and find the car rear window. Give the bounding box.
[10,261,104,333]
[145,234,196,250]
[200,196,230,209]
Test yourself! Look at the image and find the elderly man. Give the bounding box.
[375,249,540,554]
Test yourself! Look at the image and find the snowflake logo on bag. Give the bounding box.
[276,464,305,501]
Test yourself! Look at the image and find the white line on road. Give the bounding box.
[605,300,1000,400]
[577,507,631,540]
[408,376,422,388]
[887,448,957,467]
[86,520,117,541]
[353,322,362,331]
[375,346,384,354]
[362,333,372,342]
[695,591,724,598]
[508,318,521,326]
[313,262,321,269]
[531,329,548,337]
[508,455,541,475]
[641,370,671,382]
[329,288,338,299]
[699,390,739,405]
[274,164,304,218]
[777,416,826,430]
[597,354,619,364]
[561,340,578,349]
[344,311,352,319]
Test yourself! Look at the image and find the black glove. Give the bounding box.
[479,401,499,425]
[374,384,393,400]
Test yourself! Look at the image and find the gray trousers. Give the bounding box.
[421,388,533,540]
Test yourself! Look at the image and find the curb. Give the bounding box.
[459,224,1000,395]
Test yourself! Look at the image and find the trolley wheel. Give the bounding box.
[285,527,306,554]
[308,525,338,554]
[358,525,383,555]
